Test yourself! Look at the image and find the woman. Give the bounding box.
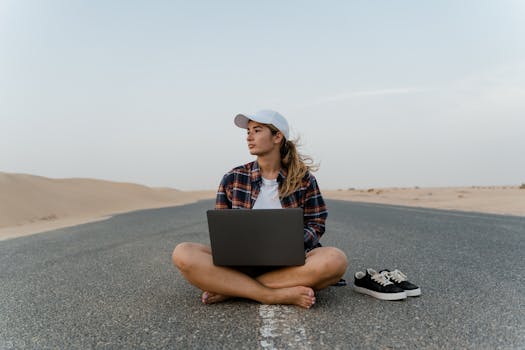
[172,109,348,309]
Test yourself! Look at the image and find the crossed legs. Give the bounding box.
[172,242,348,309]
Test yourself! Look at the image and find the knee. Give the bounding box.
[172,242,197,272]
[320,247,348,278]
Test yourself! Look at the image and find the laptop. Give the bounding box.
[206,208,305,266]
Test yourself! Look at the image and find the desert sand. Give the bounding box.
[0,172,215,241]
[323,186,525,216]
[1,171,523,241]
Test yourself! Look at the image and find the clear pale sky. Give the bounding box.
[1,1,524,190]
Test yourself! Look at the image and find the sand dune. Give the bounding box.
[0,172,215,240]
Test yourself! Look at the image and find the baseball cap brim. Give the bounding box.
[234,114,251,129]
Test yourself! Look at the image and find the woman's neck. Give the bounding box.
[257,154,281,180]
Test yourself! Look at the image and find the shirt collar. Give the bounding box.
[251,161,287,184]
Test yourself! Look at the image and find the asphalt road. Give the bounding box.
[1,200,524,349]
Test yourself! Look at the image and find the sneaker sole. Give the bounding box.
[353,286,407,300]
[405,288,421,297]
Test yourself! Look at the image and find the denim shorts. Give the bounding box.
[232,266,282,278]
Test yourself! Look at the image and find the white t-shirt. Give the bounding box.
[253,177,283,209]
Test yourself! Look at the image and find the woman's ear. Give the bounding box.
[273,131,284,145]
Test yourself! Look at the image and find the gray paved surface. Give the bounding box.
[1,199,524,349]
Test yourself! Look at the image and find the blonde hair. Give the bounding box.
[267,124,318,198]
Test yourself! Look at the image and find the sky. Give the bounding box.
[1,0,524,190]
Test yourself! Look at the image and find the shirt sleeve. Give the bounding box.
[302,174,328,250]
[215,173,232,209]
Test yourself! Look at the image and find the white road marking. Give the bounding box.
[258,305,311,350]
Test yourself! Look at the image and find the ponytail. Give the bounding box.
[268,124,318,198]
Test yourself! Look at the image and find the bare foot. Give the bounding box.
[201,291,231,305]
[268,286,316,309]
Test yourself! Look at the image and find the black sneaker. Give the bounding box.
[380,269,421,297]
[353,268,407,300]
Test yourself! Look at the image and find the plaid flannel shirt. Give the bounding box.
[215,161,327,252]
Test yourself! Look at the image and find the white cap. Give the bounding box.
[234,109,290,140]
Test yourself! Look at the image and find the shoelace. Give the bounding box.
[371,271,393,286]
[385,269,407,283]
